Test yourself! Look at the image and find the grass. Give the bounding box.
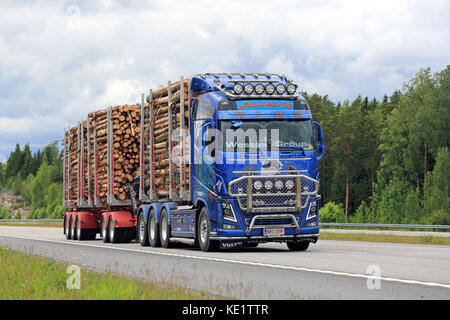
[320,231,450,245]
[0,221,61,228]
[0,246,213,300]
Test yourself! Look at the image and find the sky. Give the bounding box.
[0,0,449,163]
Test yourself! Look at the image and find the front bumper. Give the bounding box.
[210,226,320,241]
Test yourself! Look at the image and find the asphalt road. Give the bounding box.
[0,226,449,299]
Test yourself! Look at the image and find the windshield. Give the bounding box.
[219,119,314,152]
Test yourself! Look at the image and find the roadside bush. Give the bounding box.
[319,201,347,223]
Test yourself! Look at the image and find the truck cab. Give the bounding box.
[188,73,325,251]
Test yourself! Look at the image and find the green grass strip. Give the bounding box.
[320,231,450,245]
[0,246,213,300]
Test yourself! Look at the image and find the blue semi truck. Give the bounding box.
[63,73,325,252]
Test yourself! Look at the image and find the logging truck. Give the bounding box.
[62,73,325,251]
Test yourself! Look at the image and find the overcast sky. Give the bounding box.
[0,0,449,162]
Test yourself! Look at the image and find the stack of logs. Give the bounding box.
[65,105,141,204]
[64,76,192,206]
[144,78,190,198]
[91,105,141,201]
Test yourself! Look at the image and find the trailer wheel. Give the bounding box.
[101,216,109,243]
[76,216,83,240]
[76,216,95,240]
[65,215,71,240]
[137,213,149,246]
[109,216,122,243]
[198,207,219,252]
[159,208,172,248]
[149,210,161,247]
[70,216,77,240]
[287,241,310,251]
[64,215,70,239]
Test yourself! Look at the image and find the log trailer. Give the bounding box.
[63,73,325,251]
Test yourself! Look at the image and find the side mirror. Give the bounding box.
[312,121,325,161]
[202,121,216,164]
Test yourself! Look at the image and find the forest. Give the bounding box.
[0,66,448,224]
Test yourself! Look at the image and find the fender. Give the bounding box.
[138,203,165,223]
[138,204,151,223]
[108,211,135,229]
[74,211,98,229]
[161,202,178,222]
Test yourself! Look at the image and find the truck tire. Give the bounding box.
[246,242,259,248]
[287,241,310,251]
[75,216,95,241]
[109,216,122,243]
[70,216,77,240]
[137,213,149,246]
[101,216,109,243]
[198,207,219,252]
[64,215,71,239]
[159,208,172,248]
[75,216,84,240]
[149,210,161,247]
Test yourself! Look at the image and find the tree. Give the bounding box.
[424,147,450,224]
[5,144,24,179]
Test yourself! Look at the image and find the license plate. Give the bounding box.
[263,227,285,237]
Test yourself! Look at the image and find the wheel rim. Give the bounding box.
[161,215,167,240]
[71,218,75,237]
[76,219,81,239]
[150,215,156,240]
[200,217,208,243]
[139,216,145,241]
[101,219,106,238]
[109,219,114,240]
[64,217,68,234]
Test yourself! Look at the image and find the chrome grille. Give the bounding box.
[228,174,319,213]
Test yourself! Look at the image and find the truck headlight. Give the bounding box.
[275,180,284,190]
[221,201,237,222]
[287,83,297,94]
[233,83,243,94]
[306,201,317,220]
[244,83,254,94]
[285,180,294,190]
[276,84,286,94]
[264,180,273,190]
[265,84,275,94]
[253,180,263,191]
[255,84,264,94]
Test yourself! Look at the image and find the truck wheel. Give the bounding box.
[101,216,109,243]
[76,216,94,240]
[149,210,161,247]
[287,241,310,251]
[159,208,172,248]
[137,213,149,246]
[76,216,84,240]
[198,207,219,252]
[109,216,122,243]
[246,242,259,248]
[70,216,77,240]
[64,215,70,239]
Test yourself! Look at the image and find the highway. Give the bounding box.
[0,226,449,299]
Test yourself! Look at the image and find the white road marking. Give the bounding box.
[318,250,368,255]
[1,234,450,290]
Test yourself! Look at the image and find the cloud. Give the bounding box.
[0,0,449,161]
